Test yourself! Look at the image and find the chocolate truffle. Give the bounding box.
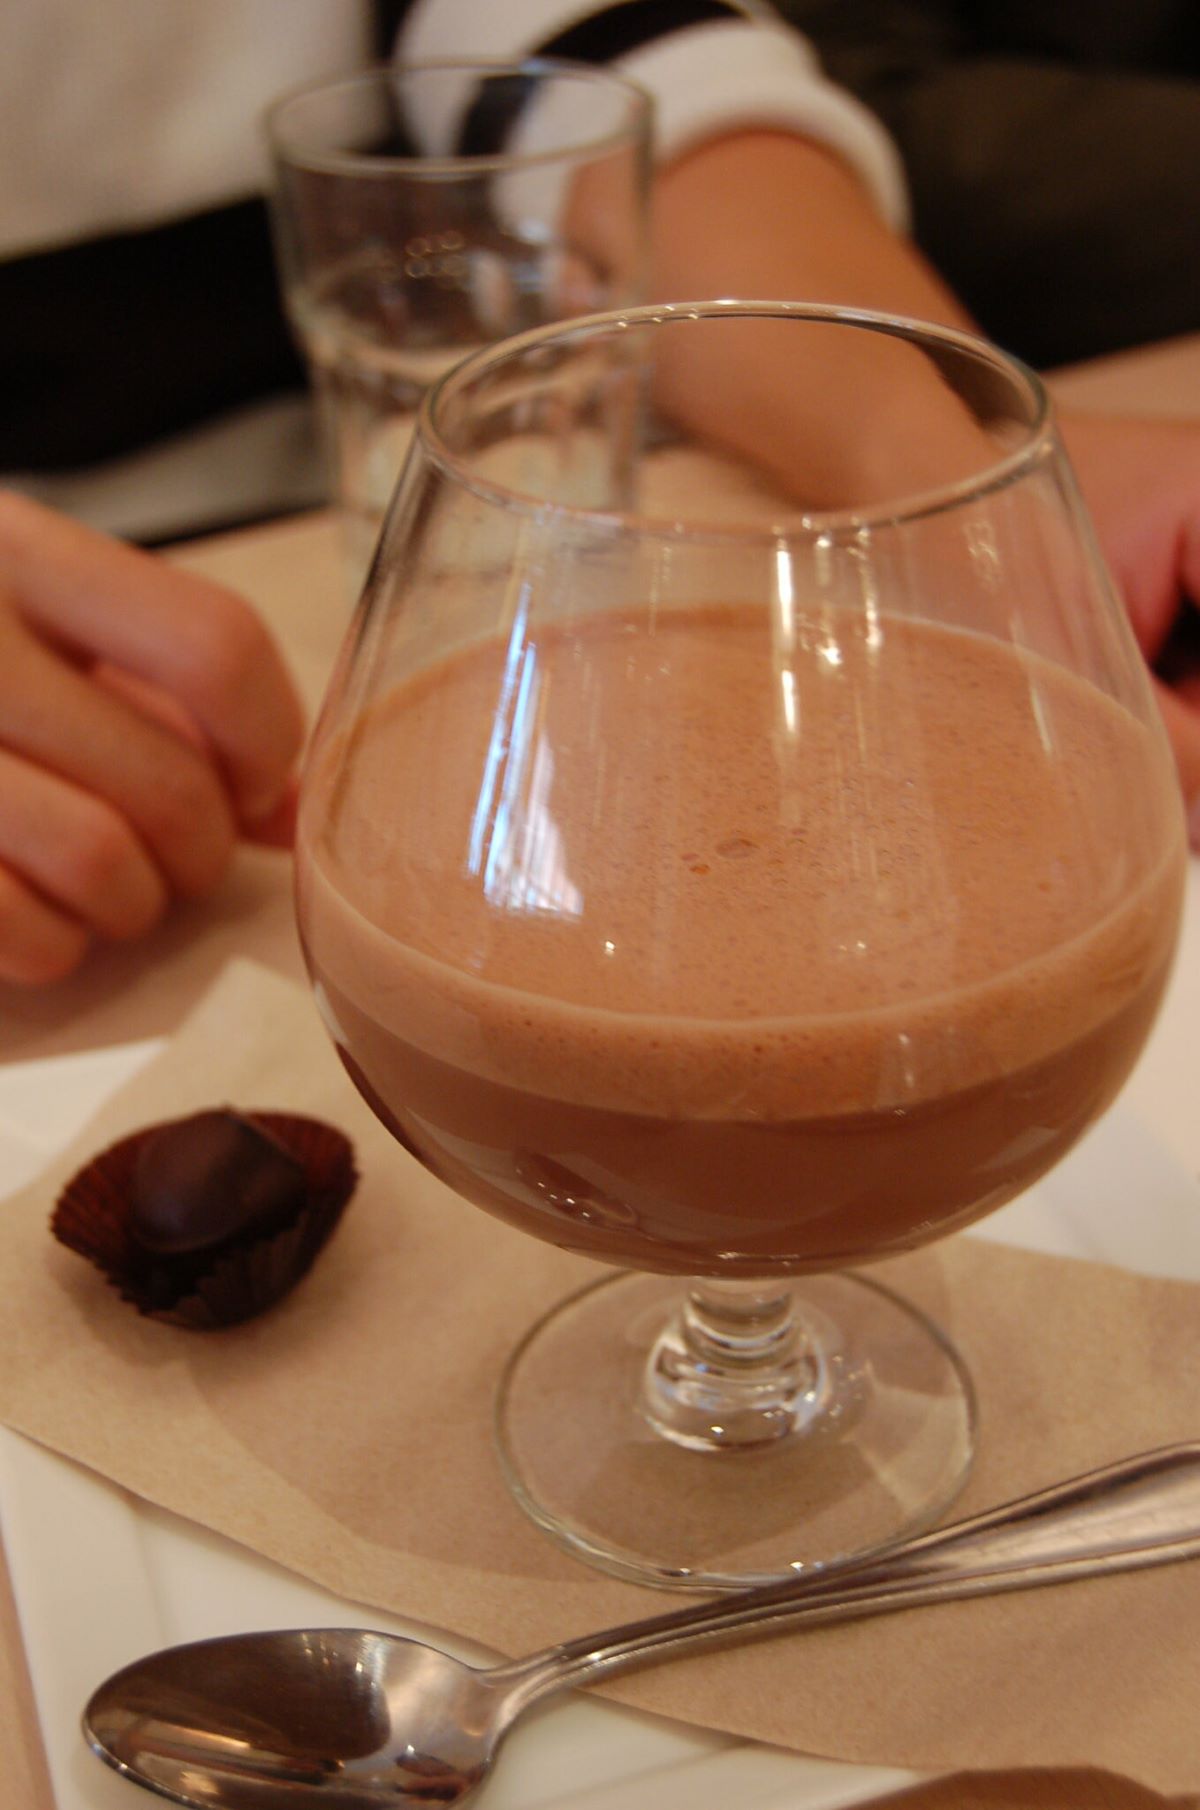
[52,1108,357,1329]
[130,1110,307,1257]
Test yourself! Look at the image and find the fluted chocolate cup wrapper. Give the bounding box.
[51,1109,356,1328]
[0,959,1198,1795]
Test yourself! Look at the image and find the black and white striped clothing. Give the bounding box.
[395,0,907,227]
[0,0,904,513]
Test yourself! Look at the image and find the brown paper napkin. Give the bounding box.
[877,1774,1199,1809]
[0,959,1198,1794]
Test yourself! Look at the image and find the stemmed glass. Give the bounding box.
[295,303,1186,1589]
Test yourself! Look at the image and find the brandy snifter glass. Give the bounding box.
[296,303,1185,1588]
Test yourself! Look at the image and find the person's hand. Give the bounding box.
[1059,410,1200,839]
[0,492,306,985]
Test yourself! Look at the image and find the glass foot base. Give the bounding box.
[494,1269,976,1590]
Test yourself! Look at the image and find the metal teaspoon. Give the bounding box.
[85,1441,1200,1810]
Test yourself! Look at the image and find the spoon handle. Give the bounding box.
[500,1443,1200,1706]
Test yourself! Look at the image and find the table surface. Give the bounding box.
[4,332,1200,1810]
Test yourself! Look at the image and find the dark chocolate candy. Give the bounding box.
[130,1109,307,1256]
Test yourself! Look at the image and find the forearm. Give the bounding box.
[645,131,987,506]
[651,128,970,327]
[646,139,1200,823]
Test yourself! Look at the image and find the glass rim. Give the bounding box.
[264,56,654,178]
[419,300,1057,542]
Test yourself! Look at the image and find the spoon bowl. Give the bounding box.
[85,1443,1200,1809]
[88,1629,504,1807]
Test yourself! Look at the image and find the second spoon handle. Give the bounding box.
[501,1443,1200,1705]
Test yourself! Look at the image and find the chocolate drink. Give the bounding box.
[297,604,1184,1276]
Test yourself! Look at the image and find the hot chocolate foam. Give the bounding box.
[302,604,1182,1124]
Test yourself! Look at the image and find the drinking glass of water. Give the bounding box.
[266,59,651,591]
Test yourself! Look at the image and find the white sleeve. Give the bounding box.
[395,0,910,230]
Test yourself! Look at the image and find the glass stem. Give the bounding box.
[681,1277,801,1369]
[641,1275,827,1452]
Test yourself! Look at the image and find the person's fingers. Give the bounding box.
[1167,463,1200,622]
[92,661,208,752]
[0,744,170,941]
[1151,677,1200,846]
[95,662,306,847]
[0,606,239,899]
[0,862,90,986]
[239,778,299,849]
[0,491,306,828]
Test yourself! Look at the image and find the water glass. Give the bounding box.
[266,59,652,588]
